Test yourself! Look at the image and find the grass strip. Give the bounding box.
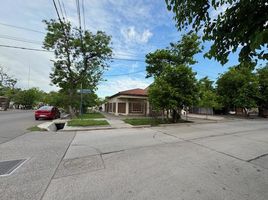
[124,118,190,126]
[77,112,105,119]
[27,126,47,131]
[68,119,109,127]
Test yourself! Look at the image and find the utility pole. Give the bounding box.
[27,64,30,89]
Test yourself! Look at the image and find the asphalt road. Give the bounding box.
[0,119,268,200]
[0,110,42,144]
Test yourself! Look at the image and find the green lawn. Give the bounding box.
[27,126,47,131]
[68,119,109,127]
[78,112,105,119]
[124,118,190,126]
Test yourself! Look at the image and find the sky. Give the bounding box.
[0,0,241,98]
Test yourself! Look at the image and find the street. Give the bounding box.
[0,119,267,200]
[0,110,42,144]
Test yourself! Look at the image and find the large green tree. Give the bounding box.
[43,19,112,115]
[148,65,198,122]
[165,0,268,65]
[146,33,201,78]
[257,65,268,113]
[216,65,259,115]
[146,34,200,122]
[197,77,221,116]
[13,88,44,109]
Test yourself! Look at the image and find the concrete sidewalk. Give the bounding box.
[186,113,226,121]
[41,119,268,200]
[1,120,268,200]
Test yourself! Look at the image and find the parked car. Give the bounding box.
[35,106,60,120]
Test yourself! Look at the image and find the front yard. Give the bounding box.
[77,112,105,119]
[123,118,190,126]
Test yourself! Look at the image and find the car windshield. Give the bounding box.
[38,106,53,111]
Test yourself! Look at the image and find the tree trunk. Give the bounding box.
[166,109,170,121]
[161,109,165,122]
[172,109,181,123]
[68,90,76,118]
[244,107,249,118]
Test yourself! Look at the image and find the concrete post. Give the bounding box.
[126,100,129,115]
[146,100,150,116]
[115,102,118,116]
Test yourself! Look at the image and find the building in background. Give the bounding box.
[105,88,150,116]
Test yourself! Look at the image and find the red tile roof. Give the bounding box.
[109,88,148,98]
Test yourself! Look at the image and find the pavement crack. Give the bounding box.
[101,149,125,155]
[247,153,268,162]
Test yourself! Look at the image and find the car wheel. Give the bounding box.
[35,117,39,120]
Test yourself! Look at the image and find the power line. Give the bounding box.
[61,1,68,21]
[75,0,82,30]
[0,22,45,34]
[112,57,145,62]
[0,44,52,52]
[0,34,42,45]
[0,44,146,62]
[104,70,145,77]
[82,0,86,31]
[52,0,64,24]
[0,43,220,79]
[57,0,66,22]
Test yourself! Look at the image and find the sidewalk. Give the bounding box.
[101,112,133,128]
[61,112,132,131]
[186,113,226,121]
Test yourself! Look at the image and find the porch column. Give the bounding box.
[146,100,150,116]
[115,102,118,116]
[126,100,129,115]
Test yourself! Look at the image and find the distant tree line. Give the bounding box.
[145,34,268,122]
[0,66,103,111]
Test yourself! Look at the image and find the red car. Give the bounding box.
[35,106,61,120]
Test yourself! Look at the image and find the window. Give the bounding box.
[130,102,143,113]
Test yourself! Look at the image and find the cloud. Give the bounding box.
[97,77,152,97]
[0,0,175,96]
[121,26,153,44]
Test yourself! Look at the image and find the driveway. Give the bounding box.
[1,119,268,200]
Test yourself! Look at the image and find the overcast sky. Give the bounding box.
[0,0,240,97]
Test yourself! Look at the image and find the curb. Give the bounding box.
[61,126,114,132]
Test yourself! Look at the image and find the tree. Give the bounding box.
[146,34,200,122]
[43,91,66,108]
[43,19,112,116]
[216,65,259,115]
[13,88,44,109]
[197,77,221,117]
[146,33,201,78]
[0,66,17,91]
[165,0,268,65]
[257,65,268,114]
[148,65,198,122]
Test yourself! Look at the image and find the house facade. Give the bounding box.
[104,88,150,116]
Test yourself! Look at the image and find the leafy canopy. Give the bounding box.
[146,34,200,121]
[216,65,259,109]
[43,19,112,93]
[166,0,268,65]
[257,64,268,109]
[13,88,44,108]
[198,77,221,109]
[146,33,201,78]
